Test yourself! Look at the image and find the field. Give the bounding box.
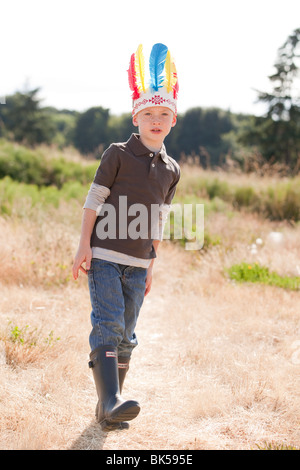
[0,149,299,450]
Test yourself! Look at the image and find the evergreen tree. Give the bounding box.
[241,28,300,168]
[0,88,55,146]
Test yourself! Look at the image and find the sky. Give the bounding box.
[1,0,300,117]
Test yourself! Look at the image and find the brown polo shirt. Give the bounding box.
[90,133,180,259]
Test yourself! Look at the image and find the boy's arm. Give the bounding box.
[72,208,97,280]
[73,183,110,280]
[145,239,160,296]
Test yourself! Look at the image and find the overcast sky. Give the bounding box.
[1,0,299,116]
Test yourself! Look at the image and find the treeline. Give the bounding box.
[0,27,299,172]
[0,88,248,165]
[0,140,299,223]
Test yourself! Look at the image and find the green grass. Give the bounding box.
[5,322,61,347]
[0,176,88,216]
[0,138,97,188]
[177,172,300,222]
[227,262,300,291]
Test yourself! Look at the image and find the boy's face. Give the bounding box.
[132,106,177,150]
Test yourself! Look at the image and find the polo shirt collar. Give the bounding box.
[127,134,169,164]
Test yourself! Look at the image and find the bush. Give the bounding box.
[205,178,231,201]
[233,186,258,209]
[177,168,300,222]
[0,139,97,188]
[261,183,300,222]
[0,176,88,216]
[227,262,300,291]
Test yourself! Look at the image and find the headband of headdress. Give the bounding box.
[128,43,179,117]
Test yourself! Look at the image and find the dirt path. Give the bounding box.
[67,243,300,450]
[69,244,205,450]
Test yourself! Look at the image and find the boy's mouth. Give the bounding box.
[151,129,162,134]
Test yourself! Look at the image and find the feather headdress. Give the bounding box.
[128,43,179,116]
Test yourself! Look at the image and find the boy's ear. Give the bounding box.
[171,115,177,127]
[132,115,139,127]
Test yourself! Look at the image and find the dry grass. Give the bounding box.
[179,163,299,190]
[0,170,300,450]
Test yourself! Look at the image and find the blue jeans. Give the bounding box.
[88,259,147,358]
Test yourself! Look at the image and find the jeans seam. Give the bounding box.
[89,267,104,346]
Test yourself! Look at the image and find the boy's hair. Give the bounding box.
[128,43,179,117]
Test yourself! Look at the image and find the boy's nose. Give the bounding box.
[151,116,161,123]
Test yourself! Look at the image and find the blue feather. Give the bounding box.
[149,43,168,91]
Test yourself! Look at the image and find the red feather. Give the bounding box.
[128,53,140,100]
[173,75,179,99]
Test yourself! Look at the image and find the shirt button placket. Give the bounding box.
[150,153,155,168]
[149,155,158,179]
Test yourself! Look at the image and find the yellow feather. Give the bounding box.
[135,44,146,93]
[164,50,177,93]
[164,50,172,93]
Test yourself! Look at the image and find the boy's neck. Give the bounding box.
[138,134,162,154]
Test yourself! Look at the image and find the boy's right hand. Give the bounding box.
[72,245,92,280]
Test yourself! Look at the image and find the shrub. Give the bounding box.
[261,183,300,222]
[227,262,300,291]
[0,322,61,368]
[233,186,258,209]
[0,139,97,188]
[0,176,88,216]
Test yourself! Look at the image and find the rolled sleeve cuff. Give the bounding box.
[83,183,110,215]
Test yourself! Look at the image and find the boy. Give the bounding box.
[72,43,180,431]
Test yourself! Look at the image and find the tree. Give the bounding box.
[0,88,56,146]
[44,107,79,148]
[259,28,300,122]
[241,28,300,168]
[170,107,234,166]
[73,106,110,156]
[107,113,135,144]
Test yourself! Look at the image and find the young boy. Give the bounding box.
[72,43,180,431]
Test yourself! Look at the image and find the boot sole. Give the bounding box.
[101,420,130,432]
[101,401,140,429]
[109,402,140,423]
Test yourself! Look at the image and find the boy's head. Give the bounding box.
[128,43,179,119]
[133,106,176,148]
